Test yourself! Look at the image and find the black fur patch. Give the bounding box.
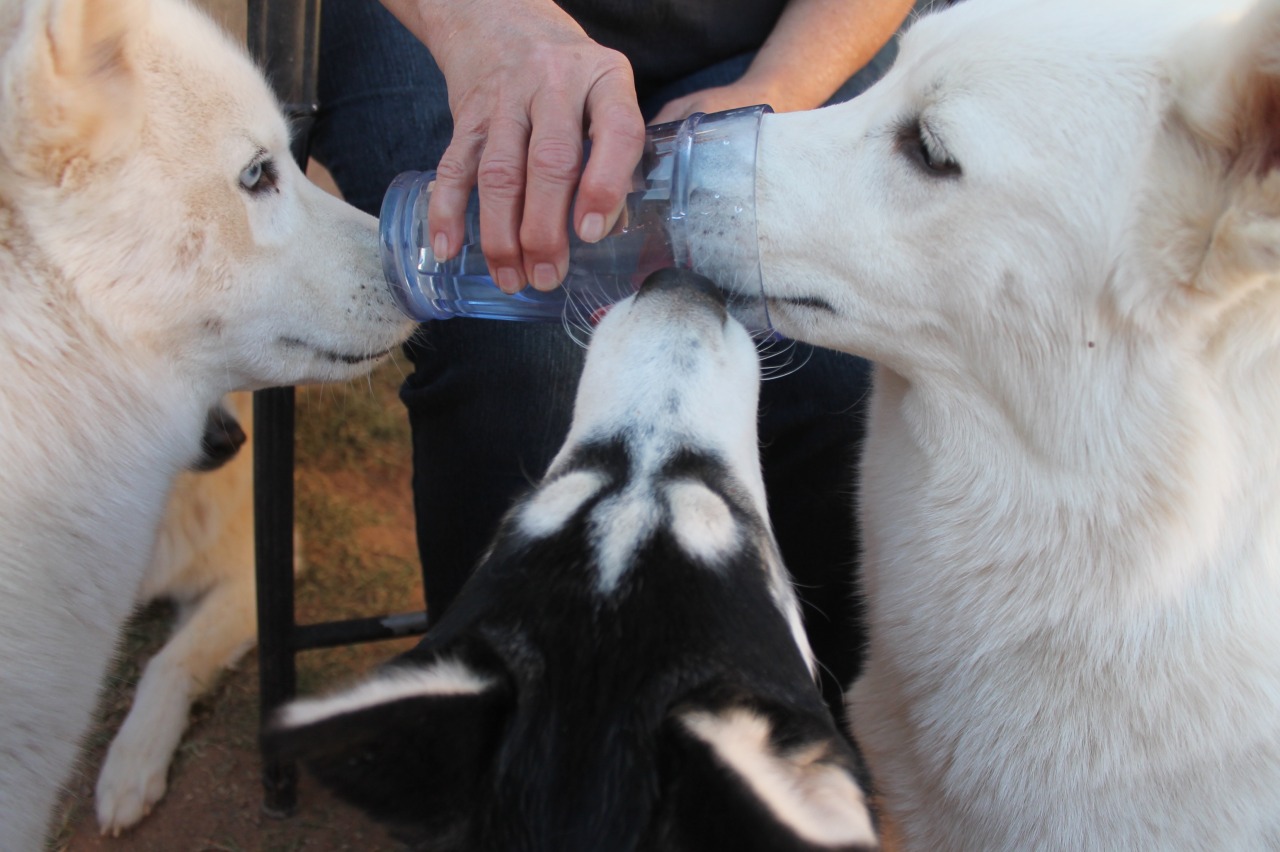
[189,402,245,472]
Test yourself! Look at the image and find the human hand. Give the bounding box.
[422,0,646,293]
[650,82,785,126]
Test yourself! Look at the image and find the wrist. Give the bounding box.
[378,0,484,64]
[732,70,815,114]
[382,0,582,71]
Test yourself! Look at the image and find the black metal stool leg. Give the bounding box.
[248,0,431,819]
[248,0,319,818]
[253,386,298,817]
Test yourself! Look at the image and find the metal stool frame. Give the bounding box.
[247,0,428,817]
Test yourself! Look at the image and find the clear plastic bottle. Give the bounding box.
[378,104,771,330]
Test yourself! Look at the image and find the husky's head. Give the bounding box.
[0,0,414,396]
[267,270,877,852]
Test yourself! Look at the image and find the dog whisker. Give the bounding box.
[755,334,812,382]
[560,290,603,350]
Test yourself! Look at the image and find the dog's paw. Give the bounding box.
[94,736,171,836]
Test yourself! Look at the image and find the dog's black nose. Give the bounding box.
[191,404,247,472]
[635,268,728,313]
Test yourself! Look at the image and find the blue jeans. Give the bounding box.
[310,2,926,714]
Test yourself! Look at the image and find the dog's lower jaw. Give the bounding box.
[257,337,404,387]
[277,335,397,366]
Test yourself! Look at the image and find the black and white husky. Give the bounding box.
[267,270,877,852]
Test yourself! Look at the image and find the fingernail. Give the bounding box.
[533,263,560,291]
[496,267,523,293]
[432,232,449,260]
[579,212,606,243]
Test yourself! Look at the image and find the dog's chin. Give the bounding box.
[760,295,839,340]
[767,295,838,316]
[272,337,398,384]
[279,336,396,365]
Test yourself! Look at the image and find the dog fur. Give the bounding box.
[0,0,414,847]
[744,0,1280,847]
[93,392,279,834]
[267,271,879,852]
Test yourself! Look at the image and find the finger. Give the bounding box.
[475,113,532,293]
[650,97,693,126]
[575,63,645,245]
[428,120,487,263]
[519,87,585,291]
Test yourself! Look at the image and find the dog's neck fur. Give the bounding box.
[0,226,208,604]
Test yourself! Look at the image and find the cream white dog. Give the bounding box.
[0,0,414,848]
[94,391,269,835]
[745,0,1280,847]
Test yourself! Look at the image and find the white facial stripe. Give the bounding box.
[680,708,876,849]
[518,470,607,538]
[762,548,817,679]
[665,479,739,565]
[592,486,662,592]
[279,660,492,729]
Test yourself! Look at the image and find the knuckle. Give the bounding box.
[596,46,633,76]
[433,153,471,186]
[520,220,565,257]
[527,138,581,183]
[575,178,623,215]
[476,157,525,197]
[575,173,610,200]
[483,237,521,269]
[593,99,646,142]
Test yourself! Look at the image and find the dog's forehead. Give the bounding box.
[886,0,1243,184]
[518,438,757,589]
[902,0,1233,110]
[137,2,288,154]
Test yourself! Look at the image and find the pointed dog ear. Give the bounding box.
[264,657,511,839]
[1,0,146,179]
[655,702,878,852]
[1170,0,1280,296]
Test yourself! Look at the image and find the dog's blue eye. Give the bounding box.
[239,156,278,194]
[239,162,261,188]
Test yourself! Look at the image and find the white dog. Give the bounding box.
[94,391,272,835]
[0,0,414,848]
[744,0,1280,847]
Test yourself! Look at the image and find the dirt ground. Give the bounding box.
[50,356,427,852]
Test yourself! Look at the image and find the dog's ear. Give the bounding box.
[654,700,879,851]
[0,0,146,179]
[1170,0,1280,296]
[264,657,511,842]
